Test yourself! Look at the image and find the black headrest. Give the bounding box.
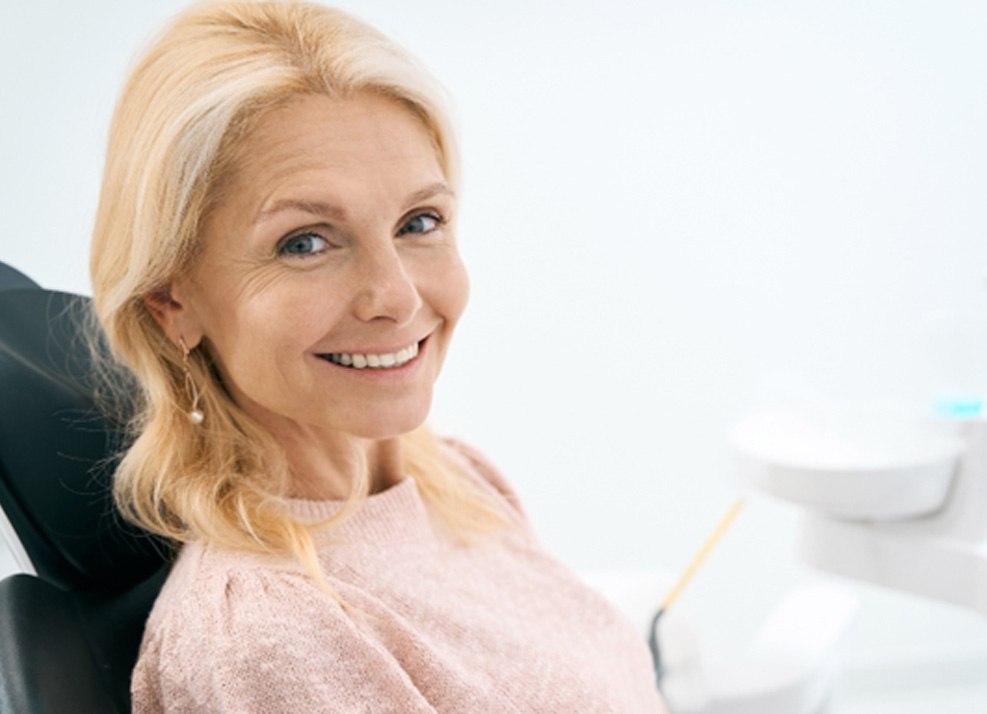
[0,288,168,592]
[0,263,40,292]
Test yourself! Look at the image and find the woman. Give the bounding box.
[90,2,666,711]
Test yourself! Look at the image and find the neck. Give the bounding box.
[281,432,406,500]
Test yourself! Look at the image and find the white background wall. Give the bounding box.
[3,0,987,706]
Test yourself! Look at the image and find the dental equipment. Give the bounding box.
[730,405,987,614]
[648,498,746,684]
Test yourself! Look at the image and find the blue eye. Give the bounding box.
[399,213,443,236]
[278,232,328,257]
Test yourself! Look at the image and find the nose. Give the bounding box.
[350,243,422,325]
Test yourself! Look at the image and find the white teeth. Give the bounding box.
[323,342,419,370]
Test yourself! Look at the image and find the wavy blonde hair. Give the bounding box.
[90,1,507,584]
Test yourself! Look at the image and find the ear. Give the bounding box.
[142,281,204,349]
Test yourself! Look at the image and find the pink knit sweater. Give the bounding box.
[131,440,667,712]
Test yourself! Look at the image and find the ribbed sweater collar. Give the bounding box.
[284,477,431,543]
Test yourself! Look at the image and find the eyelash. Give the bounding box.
[397,210,447,237]
[275,211,447,259]
[276,231,330,259]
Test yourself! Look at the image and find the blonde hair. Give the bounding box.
[90,1,506,583]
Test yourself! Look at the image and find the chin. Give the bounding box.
[344,403,433,442]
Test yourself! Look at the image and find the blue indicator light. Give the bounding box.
[934,397,985,418]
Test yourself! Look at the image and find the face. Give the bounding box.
[157,92,468,448]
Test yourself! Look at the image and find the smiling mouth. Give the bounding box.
[318,341,421,370]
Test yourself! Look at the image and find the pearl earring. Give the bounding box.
[179,337,204,425]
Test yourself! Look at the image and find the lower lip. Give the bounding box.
[313,337,429,382]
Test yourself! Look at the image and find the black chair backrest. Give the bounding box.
[0,265,170,713]
[0,288,166,590]
[0,263,39,292]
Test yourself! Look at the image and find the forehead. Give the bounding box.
[223,92,445,211]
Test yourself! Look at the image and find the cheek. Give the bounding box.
[198,291,321,385]
[434,253,470,326]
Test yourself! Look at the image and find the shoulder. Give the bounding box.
[133,543,340,709]
[132,542,433,712]
[141,541,335,651]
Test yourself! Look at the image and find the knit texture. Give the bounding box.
[131,440,667,712]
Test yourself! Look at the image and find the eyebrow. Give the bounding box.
[255,198,345,225]
[402,182,455,210]
[254,181,455,225]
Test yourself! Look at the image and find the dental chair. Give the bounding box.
[0,262,38,292]
[0,263,169,713]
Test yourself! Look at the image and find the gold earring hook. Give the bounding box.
[179,337,204,425]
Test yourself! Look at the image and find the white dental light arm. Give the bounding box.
[731,407,987,614]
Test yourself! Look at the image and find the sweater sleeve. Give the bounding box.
[132,567,436,714]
